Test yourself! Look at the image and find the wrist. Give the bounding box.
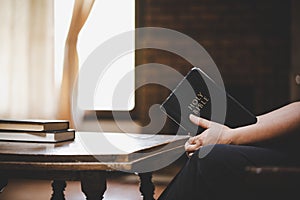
[227,128,241,145]
[229,125,257,145]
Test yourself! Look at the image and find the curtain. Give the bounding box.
[57,0,95,128]
[0,0,55,119]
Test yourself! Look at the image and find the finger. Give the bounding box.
[185,145,202,156]
[185,151,194,158]
[188,152,194,157]
[185,142,201,152]
[188,146,203,157]
[187,136,202,145]
[188,136,197,144]
[189,114,210,129]
[185,145,196,152]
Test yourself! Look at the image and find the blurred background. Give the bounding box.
[133,0,300,134]
[0,0,299,132]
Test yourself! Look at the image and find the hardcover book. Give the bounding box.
[0,129,75,143]
[160,67,257,135]
[0,119,69,131]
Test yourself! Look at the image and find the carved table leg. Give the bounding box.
[138,172,155,200]
[51,180,66,200]
[81,171,107,200]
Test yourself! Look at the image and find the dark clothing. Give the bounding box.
[158,144,299,200]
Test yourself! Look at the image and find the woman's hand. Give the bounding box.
[185,101,300,157]
[185,114,233,156]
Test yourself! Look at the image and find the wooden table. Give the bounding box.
[0,132,188,200]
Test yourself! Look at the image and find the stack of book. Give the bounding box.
[0,119,75,143]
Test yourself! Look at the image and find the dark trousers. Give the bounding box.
[158,144,298,200]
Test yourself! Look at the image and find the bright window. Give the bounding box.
[54,0,135,111]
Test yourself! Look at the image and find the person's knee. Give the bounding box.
[190,144,231,166]
[189,144,243,183]
[185,145,228,178]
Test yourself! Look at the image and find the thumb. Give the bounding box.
[189,114,210,129]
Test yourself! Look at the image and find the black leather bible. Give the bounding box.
[160,67,257,135]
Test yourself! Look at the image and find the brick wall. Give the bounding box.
[134,0,291,132]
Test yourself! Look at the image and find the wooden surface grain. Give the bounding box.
[0,132,188,170]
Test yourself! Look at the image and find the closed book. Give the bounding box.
[0,119,69,131]
[0,129,75,143]
[160,67,257,135]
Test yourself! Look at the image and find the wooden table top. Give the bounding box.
[0,132,189,172]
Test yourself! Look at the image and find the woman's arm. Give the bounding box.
[185,101,300,153]
[231,101,300,145]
